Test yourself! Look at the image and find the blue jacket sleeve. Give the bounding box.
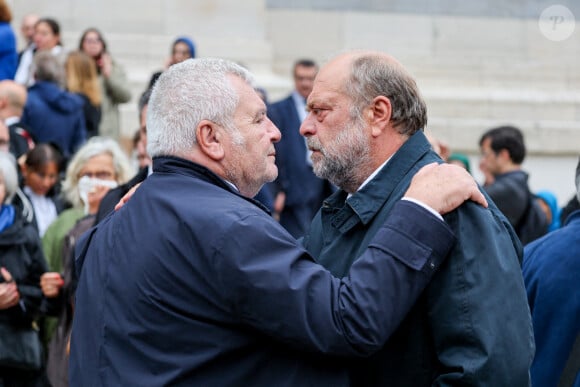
[214,200,456,356]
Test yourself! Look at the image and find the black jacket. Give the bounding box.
[0,207,47,326]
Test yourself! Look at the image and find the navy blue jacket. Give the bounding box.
[523,210,580,387]
[268,95,334,238]
[70,156,456,386]
[303,131,534,386]
[21,81,86,159]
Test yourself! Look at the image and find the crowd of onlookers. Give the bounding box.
[1,1,579,386]
[0,2,198,385]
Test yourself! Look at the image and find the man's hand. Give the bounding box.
[114,183,142,211]
[405,163,487,215]
[40,272,65,298]
[0,267,19,310]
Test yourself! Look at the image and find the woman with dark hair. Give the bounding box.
[21,143,68,237]
[15,17,66,86]
[79,28,131,141]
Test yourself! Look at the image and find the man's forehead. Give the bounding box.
[310,73,346,102]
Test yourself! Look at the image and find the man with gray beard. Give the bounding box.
[300,51,534,385]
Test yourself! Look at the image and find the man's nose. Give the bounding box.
[300,114,315,137]
[268,119,282,143]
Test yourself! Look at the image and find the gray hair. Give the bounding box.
[33,50,64,85]
[0,152,18,204]
[146,58,255,158]
[344,54,427,136]
[62,137,134,208]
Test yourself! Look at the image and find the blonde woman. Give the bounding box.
[65,51,101,138]
[40,136,133,387]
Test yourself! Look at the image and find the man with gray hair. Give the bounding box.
[70,57,485,386]
[300,51,533,385]
[523,156,580,387]
[20,51,86,160]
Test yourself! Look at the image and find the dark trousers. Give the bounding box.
[0,366,50,387]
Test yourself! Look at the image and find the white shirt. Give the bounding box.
[23,186,58,237]
[348,158,443,221]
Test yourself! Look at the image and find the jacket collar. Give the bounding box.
[152,156,271,214]
[322,131,432,230]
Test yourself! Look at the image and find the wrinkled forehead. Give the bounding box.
[309,65,349,105]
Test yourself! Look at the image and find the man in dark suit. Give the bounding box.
[268,59,333,238]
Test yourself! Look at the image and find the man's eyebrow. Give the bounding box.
[254,108,267,119]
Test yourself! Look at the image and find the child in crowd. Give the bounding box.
[21,143,67,237]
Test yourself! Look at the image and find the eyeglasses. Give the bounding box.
[83,37,102,44]
[480,150,497,159]
[79,171,114,180]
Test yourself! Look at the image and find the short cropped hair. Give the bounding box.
[33,50,64,85]
[479,125,526,164]
[344,54,427,137]
[293,59,318,74]
[147,58,255,159]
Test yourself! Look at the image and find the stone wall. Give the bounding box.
[7,0,580,201]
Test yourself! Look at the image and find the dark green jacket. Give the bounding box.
[303,131,534,386]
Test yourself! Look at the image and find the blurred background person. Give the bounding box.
[21,51,86,162]
[148,36,195,89]
[479,125,548,245]
[448,152,471,174]
[0,120,7,154]
[95,89,151,223]
[21,143,67,237]
[40,137,133,387]
[15,18,65,86]
[560,193,580,226]
[0,0,17,81]
[79,28,131,141]
[535,189,561,233]
[131,126,150,170]
[0,119,36,225]
[17,13,39,64]
[268,58,334,237]
[0,151,48,386]
[425,130,451,161]
[523,157,580,387]
[64,51,101,138]
[0,80,35,162]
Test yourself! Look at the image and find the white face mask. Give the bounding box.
[78,176,118,214]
